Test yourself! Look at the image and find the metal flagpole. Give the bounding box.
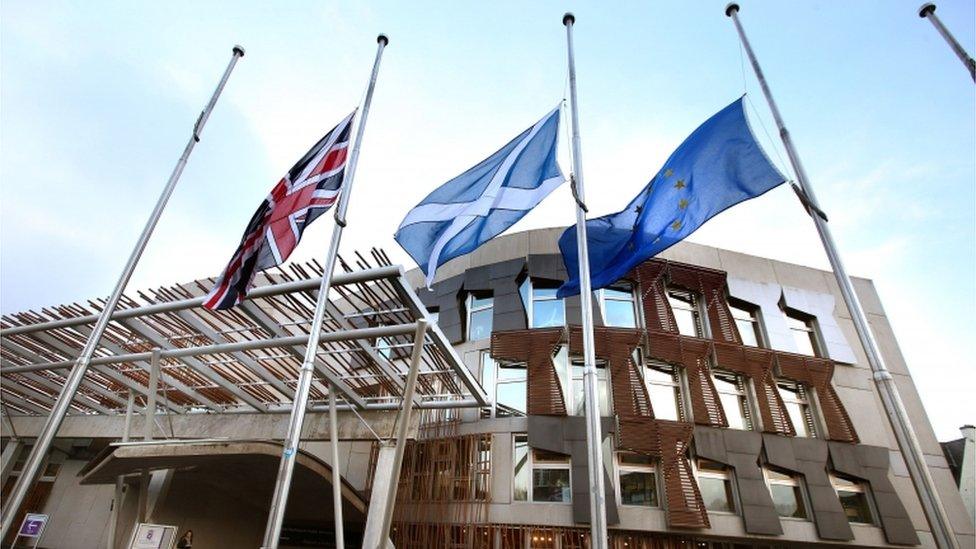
[260,34,388,549]
[725,5,959,548]
[0,45,245,540]
[918,3,976,83]
[563,13,609,549]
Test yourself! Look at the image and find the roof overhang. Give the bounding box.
[0,259,488,416]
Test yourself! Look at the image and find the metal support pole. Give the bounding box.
[107,390,137,549]
[328,385,345,549]
[260,34,388,549]
[0,44,245,540]
[138,351,160,523]
[376,320,428,548]
[725,5,958,548]
[919,3,976,82]
[562,13,608,549]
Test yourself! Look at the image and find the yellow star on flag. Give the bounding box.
[678,198,689,210]
[674,179,686,189]
[671,220,682,230]
[663,168,673,178]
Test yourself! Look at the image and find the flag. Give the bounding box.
[557,98,786,297]
[395,107,565,286]
[204,111,356,310]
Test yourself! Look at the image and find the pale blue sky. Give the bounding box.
[1,1,973,439]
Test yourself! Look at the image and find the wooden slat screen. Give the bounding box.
[491,328,567,416]
[777,354,859,443]
[713,342,795,436]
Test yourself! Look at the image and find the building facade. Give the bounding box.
[1,227,973,548]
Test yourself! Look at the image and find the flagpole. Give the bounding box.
[725,5,959,548]
[0,45,245,540]
[563,13,609,549]
[918,3,976,83]
[260,34,388,549]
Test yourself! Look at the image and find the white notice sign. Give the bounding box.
[128,523,178,549]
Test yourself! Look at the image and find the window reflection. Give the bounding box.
[600,284,638,328]
[667,289,702,337]
[729,300,762,347]
[467,293,494,341]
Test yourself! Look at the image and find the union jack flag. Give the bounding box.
[204,111,356,310]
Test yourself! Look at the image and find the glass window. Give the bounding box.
[729,301,762,347]
[777,381,817,437]
[467,293,494,340]
[533,287,565,328]
[513,435,571,503]
[571,362,610,417]
[618,453,658,506]
[600,284,638,328]
[831,475,876,525]
[765,468,808,519]
[713,371,753,430]
[482,353,527,417]
[696,459,736,513]
[667,288,703,337]
[645,362,684,421]
[428,309,439,326]
[377,337,395,360]
[786,311,819,357]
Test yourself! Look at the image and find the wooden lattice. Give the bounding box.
[777,354,859,443]
[491,328,566,416]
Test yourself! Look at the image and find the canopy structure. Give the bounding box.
[0,253,486,417]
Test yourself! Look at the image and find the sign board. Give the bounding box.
[128,523,178,549]
[17,513,48,538]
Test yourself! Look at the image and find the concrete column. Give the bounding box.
[361,444,396,549]
[959,425,975,522]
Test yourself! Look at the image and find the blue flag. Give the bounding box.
[558,98,785,297]
[396,107,564,286]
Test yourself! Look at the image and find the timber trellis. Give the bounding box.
[0,252,488,418]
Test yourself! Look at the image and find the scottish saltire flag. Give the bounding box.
[204,111,355,310]
[558,98,786,297]
[396,107,564,286]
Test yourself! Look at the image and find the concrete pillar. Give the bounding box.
[361,444,396,549]
[959,425,975,522]
[0,439,22,486]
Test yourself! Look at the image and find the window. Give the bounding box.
[696,459,736,512]
[599,283,638,328]
[713,371,753,430]
[617,453,658,506]
[521,280,566,328]
[831,474,876,525]
[729,300,762,347]
[764,468,808,519]
[428,309,440,326]
[467,293,493,340]
[777,381,817,437]
[553,347,610,417]
[644,361,684,421]
[785,311,819,357]
[667,288,703,337]
[377,337,395,360]
[513,435,571,503]
[482,354,526,417]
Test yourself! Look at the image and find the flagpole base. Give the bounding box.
[725,3,740,16]
[563,12,575,26]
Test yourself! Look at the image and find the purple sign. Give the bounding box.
[18,513,48,538]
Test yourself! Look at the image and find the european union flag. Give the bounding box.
[558,98,785,297]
